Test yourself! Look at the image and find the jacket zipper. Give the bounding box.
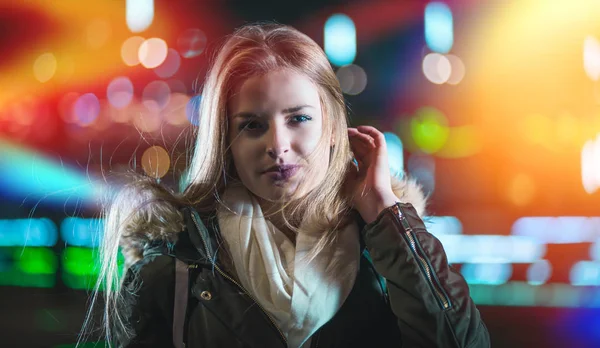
[390,204,452,310]
[190,212,288,345]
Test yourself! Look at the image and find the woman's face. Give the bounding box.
[227,69,331,203]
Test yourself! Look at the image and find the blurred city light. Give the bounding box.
[86,19,111,50]
[324,14,356,67]
[60,218,103,248]
[186,95,202,126]
[437,235,545,263]
[383,132,404,178]
[445,54,465,85]
[461,263,512,285]
[582,134,600,194]
[424,2,453,54]
[154,48,182,78]
[177,28,207,58]
[33,53,57,83]
[512,216,600,243]
[527,259,552,285]
[0,139,104,205]
[126,0,154,33]
[142,80,171,112]
[141,145,171,178]
[583,35,600,81]
[570,261,600,286]
[424,216,463,236]
[139,38,168,69]
[0,218,58,247]
[336,64,367,95]
[107,77,134,109]
[121,36,146,66]
[163,93,191,126]
[410,107,449,153]
[73,93,101,126]
[506,173,536,207]
[422,53,451,84]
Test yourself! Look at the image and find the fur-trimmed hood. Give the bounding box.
[118,175,427,267]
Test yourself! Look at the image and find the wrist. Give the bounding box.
[360,191,399,224]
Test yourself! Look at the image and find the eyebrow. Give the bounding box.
[232,105,314,119]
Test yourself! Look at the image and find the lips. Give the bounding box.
[262,165,300,181]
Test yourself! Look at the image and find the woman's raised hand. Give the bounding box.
[345,126,400,224]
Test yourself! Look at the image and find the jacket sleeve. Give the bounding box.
[361,202,490,348]
[112,255,175,348]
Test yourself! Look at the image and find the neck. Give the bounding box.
[256,197,301,244]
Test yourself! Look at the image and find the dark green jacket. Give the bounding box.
[114,203,490,347]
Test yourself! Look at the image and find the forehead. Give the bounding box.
[228,70,321,116]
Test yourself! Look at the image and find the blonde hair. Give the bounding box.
[83,23,358,346]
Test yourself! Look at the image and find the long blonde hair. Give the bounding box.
[84,23,357,346]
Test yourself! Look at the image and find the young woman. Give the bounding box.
[90,23,490,347]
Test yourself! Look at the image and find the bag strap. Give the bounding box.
[173,259,189,348]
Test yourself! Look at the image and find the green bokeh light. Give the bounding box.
[14,247,58,274]
[410,107,449,153]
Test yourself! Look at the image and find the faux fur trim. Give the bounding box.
[119,175,427,267]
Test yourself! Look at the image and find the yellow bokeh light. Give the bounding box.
[141,145,170,179]
[507,173,536,207]
[86,19,112,49]
[139,38,168,69]
[33,53,57,83]
[121,36,145,66]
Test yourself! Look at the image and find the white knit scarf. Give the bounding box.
[217,183,360,348]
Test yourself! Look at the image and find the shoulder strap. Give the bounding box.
[173,259,189,348]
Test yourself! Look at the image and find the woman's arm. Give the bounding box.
[361,202,490,348]
[111,256,175,348]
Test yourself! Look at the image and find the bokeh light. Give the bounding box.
[186,94,202,126]
[582,134,600,194]
[584,35,600,81]
[163,93,191,126]
[154,48,181,78]
[121,36,145,66]
[141,145,171,178]
[324,14,356,67]
[33,53,57,83]
[424,2,454,54]
[0,218,58,247]
[73,93,101,126]
[107,77,134,109]
[336,64,367,95]
[424,216,463,236]
[132,103,161,132]
[139,38,168,69]
[507,173,536,206]
[126,0,154,33]
[446,54,465,85]
[570,261,600,286]
[410,107,449,153]
[142,80,171,112]
[527,260,552,285]
[177,28,207,58]
[422,53,451,84]
[383,132,404,177]
[86,19,111,50]
[461,263,512,285]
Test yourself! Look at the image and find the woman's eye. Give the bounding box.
[291,115,312,123]
[239,120,263,131]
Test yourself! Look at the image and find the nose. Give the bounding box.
[265,123,290,159]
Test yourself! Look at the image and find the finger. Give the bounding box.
[356,125,386,149]
[349,131,375,148]
[348,137,373,159]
